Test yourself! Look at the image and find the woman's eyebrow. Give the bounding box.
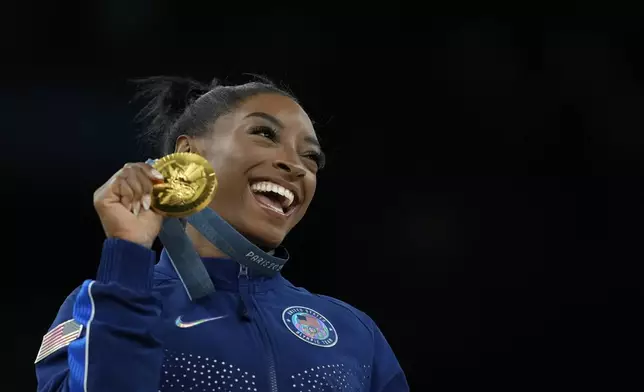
[246,111,321,149]
[303,135,321,150]
[244,112,284,129]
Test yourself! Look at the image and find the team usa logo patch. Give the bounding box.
[282,306,338,348]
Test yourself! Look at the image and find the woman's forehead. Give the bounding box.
[234,93,314,131]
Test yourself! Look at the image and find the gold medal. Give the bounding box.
[150,152,217,218]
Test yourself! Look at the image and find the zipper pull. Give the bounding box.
[237,265,251,321]
[239,265,249,279]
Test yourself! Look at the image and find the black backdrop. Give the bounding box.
[4,7,644,391]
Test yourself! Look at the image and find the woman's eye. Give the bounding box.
[303,152,326,170]
[250,126,278,141]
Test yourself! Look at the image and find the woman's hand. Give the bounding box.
[93,162,165,248]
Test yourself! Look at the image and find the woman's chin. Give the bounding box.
[243,230,285,251]
[215,204,290,250]
[231,220,286,250]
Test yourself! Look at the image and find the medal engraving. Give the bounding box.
[151,152,217,217]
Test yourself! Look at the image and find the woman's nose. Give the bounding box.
[273,160,306,177]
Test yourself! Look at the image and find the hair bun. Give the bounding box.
[133,76,209,118]
[131,76,210,153]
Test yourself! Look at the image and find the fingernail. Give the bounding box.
[133,201,141,216]
[151,169,164,180]
[142,194,151,211]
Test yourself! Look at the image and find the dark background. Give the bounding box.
[4,5,644,391]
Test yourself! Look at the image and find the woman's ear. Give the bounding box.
[175,135,192,153]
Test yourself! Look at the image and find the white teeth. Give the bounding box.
[250,181,295,208]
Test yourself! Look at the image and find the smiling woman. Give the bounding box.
[136,76,324,250]
[34,76,409,392]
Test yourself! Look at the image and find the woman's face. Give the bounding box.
[178,93,322,248]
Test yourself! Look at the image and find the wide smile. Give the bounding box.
[248,179,300,218]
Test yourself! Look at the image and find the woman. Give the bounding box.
[35,76,409,392]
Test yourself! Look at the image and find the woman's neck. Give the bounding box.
[185,223,277,258]
[185,225,229,259]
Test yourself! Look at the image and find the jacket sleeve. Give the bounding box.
[369,319,410,392]
[35,238,164,392]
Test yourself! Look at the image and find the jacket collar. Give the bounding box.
[156,249,287,293]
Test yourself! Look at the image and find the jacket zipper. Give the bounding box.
[237,266,251,321]
[238,265,279,392]
[252,296,279,392]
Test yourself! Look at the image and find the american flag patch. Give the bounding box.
[34,319,83,364]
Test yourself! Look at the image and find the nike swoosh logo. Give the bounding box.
[175,315,227,328]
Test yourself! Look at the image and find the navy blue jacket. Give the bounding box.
[35,238,409,392]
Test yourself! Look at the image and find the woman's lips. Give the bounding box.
[249,188,298,218]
